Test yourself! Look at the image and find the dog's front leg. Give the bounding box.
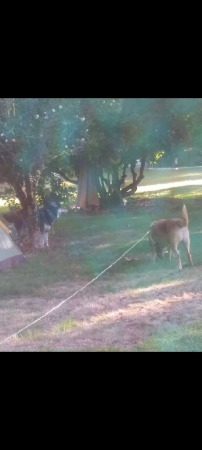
[149,236,157,262]
[151,245,157,262]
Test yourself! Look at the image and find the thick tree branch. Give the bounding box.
[121,157,145,196]
[12,181,28,209]
[56,170,78,185]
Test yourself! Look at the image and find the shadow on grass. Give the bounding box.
[134,322,202,352]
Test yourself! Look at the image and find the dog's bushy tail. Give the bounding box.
[181,204,189,227]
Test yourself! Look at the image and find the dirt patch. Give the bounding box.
[1,265,202,351]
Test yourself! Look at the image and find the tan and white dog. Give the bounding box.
[148,205,193,270]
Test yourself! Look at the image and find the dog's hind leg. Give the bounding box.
[170,243,182,270]
[183,234,193,266]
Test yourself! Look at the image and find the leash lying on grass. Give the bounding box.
[0,231,149,346]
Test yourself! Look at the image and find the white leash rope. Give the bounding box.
[0,231,149,346]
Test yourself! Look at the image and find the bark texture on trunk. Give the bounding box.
[77,167,100,210]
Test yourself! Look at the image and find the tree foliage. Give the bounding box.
[1,98,202,212]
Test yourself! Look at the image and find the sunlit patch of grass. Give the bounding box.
[139,167,202,185]
[133,186,202,203]
[52,319,79,333]
[138,179,202,194]
[172,186,202,199]
[133,190,172,200]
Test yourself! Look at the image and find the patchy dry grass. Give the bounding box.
[1,260,202,352]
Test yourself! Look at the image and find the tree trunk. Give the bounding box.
[78,99,146,209]
[77,166,100,210]
[10,176,39,251]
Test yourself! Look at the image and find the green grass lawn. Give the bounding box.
[134,322,202,352]
[138,166,202,185]
[1,167,202,351]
